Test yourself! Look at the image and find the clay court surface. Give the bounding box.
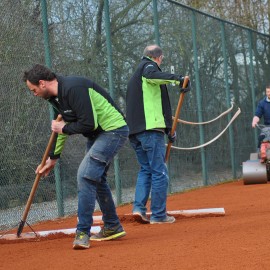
[1,180,270,270]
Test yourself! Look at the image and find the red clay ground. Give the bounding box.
[1,179,270,270]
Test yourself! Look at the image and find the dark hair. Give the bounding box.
[143,45,163,58]
[23,64,56,85]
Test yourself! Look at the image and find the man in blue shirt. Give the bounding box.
[252,84,270,149]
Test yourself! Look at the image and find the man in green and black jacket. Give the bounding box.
[126,44,190,224]
[23,64,129,249]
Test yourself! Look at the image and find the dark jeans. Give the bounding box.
[129,131,169,221]
[76,125,129,235]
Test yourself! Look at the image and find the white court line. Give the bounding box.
[37,226,101,236]
[124,207,225,217]
[91,208,225,222]
[167,208,225,215]
[0,226,101,239]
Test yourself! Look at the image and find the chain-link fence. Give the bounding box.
[0,0,269,231]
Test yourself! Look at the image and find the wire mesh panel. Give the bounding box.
[0,0,269,230]
[0,0,58,229]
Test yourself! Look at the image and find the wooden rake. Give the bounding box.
[17,115,62,237]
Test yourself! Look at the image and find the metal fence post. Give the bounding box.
[153,0,161,46]
[191,10,208,185]
[248,30,258,148]
[153,0,173,192]
[221,22,236,178]
[104,0,122,205]
[41,0,64,217]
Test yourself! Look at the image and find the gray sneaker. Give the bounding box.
[90,225,126,241]
[73,231,90,249]
[150,215,176,224]
[133,212,150,224]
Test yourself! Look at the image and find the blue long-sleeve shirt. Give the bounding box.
[255,97,270,125]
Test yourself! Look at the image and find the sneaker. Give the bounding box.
[90,225,126,241]
[133,212,150,224]
[150,215,176,224]
[73,231,90,249]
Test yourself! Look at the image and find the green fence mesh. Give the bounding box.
[0,0,269,231]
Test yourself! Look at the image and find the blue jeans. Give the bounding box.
[129,131,169,221]
[77,125,129,235]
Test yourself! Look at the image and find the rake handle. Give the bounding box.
[165,76,189,162]
[17,115,62,237]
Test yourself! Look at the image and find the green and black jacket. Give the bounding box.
[48,75,127,159]
[126,56,181,135]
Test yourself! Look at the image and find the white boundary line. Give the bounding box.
[0,226,101,240]
[124,207,225,217]
[167,208,225,215]
[37,226,101,236]
[84,208,226,224]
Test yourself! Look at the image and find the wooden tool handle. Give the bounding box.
[17,115,62,237]
[165,76,189,162]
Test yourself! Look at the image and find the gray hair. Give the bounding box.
[143,45,163,58]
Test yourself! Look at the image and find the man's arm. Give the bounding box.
[252,100,264,128]
[142,63,181,85]
[252,116,260,128]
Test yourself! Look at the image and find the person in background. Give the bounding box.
[23,64,129,249]
[252,84,270,150]
[126,44,190,224]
